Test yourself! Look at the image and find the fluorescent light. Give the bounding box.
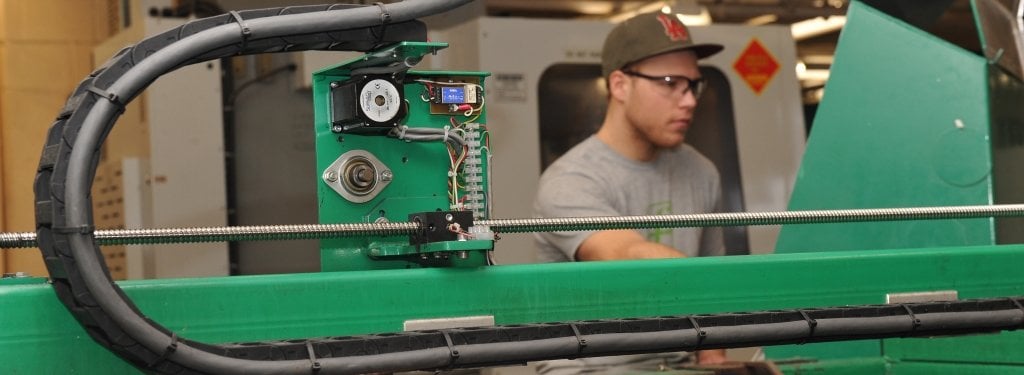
[611,1,712,25]
[574,3,615,15]
[802,54,835,65]
[610,2,667,23]
[791,16,846,41]
[798,68,831,81]
[676,7,711,26]
[746,14,778,26]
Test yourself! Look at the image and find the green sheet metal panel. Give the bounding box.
[776,357,1024,375]
[775,1,993,254]
[884,331,1024,367]
[3,245,1024,373]
[888,361,1024,374]
[777,357,891,375]
[0,279,139,374]
[769,1,994,362]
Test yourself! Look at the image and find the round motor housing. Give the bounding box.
[330,74,408,133]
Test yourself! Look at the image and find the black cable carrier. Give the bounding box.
[901,304,922,331]
[306,341,321,373]
[687,315,706,349]
[373,2,391,45]
[441,330,460,367]
[85,86,126,113]
[50,225,95,235]
[228,10,251,50]
[1009,298,1024,329]
[147,332,179,368]
[797,309,817,344]
[568,323,587,358]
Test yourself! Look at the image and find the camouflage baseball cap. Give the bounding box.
[602,11,723,78]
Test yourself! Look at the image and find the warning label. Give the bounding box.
[732,39,780,95]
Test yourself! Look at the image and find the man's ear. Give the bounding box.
[608,70,631,102]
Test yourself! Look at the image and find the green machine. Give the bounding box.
[2,0,1024,374]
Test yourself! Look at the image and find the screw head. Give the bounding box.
[324,170,338,182]
[381,170,393,181]
[445,213,454,222]
[330,82,339,89]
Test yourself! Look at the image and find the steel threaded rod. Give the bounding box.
[477,204,1024,233]
[1,222,419,249]
[4,204,1024,249]
[0,232,38,249]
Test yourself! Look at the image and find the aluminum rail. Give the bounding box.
[5,203,1024,249]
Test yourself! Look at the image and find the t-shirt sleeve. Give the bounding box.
[533,168,621,261]
[699,167,725,257]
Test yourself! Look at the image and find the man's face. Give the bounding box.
[619,50,702,149]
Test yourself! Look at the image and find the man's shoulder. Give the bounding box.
[668,144,719,174]
[543,137,607,175]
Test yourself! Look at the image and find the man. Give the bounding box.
[533,10,728,372]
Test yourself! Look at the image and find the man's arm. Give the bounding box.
[576,229,684,261]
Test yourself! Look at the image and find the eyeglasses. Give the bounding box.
[622,70,706,99]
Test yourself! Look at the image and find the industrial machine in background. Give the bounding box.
[1,0,1024,374]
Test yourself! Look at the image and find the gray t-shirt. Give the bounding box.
[534,135,724,262]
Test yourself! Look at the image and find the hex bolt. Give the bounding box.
[381,170,393,182]
[324,170,338,182]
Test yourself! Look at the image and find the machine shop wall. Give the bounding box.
[0,0,115,276]
[217,0,356,275]
[226,52,321,274]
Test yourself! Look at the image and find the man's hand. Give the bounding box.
[576,230,684,260]
[697,349,727,365]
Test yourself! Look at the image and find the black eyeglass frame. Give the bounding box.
[621,70,707,99]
